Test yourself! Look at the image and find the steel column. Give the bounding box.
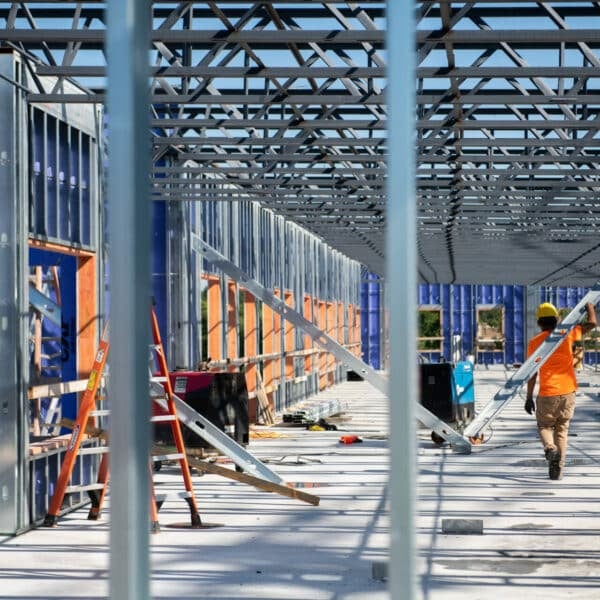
[388,3,417,599]
[0,52,28,535]
[107,2,151,599]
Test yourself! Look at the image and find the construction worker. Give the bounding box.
[525,301,597,480]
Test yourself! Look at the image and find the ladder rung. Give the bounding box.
[155,491,192,502]
[152,453,184,462]
[77,446,109,455]
[150,415,176,423]
[89,410,110,417]
[65,483,105,494]
[150,376,168,383]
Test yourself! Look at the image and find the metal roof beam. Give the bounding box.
[0,28,385,45]
[30,92,385,104]
[152,166,385,175]
[35,65,386,78]
[151,136,385,147]
[418,29,600,46]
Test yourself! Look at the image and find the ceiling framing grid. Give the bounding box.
[0,0,387,276]
[4,2,600,288]
[417,1,600,287]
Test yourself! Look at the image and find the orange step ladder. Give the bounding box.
[43,308,202,531]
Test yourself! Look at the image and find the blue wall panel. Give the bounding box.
[58,121,69,241]
[80,134,91,246]
[360,281,369,364]
[459,285,474,359]
[504,286,515,365]
[30,108,93,247]
[32,111,45,236]
[59,257,77,423]
[411,283,594,369]
[441,284,451,361]
[46,120,57,239]
[368,279,381,369]
[362,284,596,370]
[514,286,525,363]
[151,200,167,340]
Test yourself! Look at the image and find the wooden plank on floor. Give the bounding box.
[185,453,320,506]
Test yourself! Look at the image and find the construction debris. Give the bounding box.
[339,435,363,444]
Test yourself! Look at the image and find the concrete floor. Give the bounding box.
[418,365,600,600]
[0,382,389,600]
[2,365,600,599]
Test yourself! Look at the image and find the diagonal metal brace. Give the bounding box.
[151,380,285,484]
[191,234,471,454]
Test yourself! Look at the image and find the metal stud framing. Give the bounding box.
[5,3,600,598]
[164,196,362,411]
[4,2,600,288]
[0,1,387,276]
[416,1,600,286]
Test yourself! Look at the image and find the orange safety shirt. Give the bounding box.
[527,325,582,397]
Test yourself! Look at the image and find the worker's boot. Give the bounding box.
[545,448,562,480]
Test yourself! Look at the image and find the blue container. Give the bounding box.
[453,360,475,423]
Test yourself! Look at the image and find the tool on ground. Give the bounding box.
[339,435,363,444]
[307,418,337,431]
[262,455,323,465]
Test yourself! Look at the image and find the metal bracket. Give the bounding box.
[191,234,471,454]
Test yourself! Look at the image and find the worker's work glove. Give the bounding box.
[524,397,535,415]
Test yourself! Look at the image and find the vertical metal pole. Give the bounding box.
[169,199,191,368]
[526,285,538,350]
[387,2,416,599]
[278,218,286,409]
[0,52,28,535]
[107,2,151,600]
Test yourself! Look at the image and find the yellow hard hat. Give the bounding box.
[536,302,559,319]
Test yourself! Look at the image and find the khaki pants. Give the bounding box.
[535,392,576,468]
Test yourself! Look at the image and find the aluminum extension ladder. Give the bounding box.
[463,285,600,441]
